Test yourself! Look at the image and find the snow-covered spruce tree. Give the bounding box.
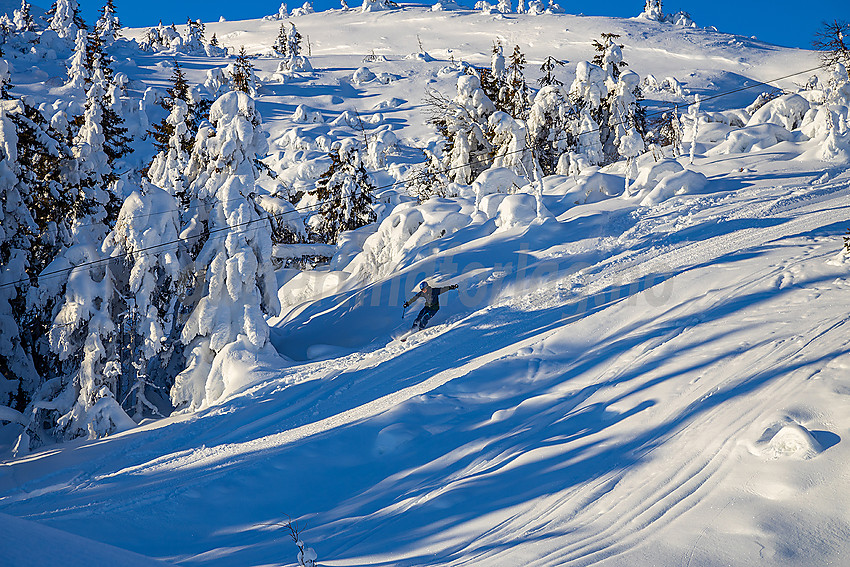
[488,110,533,177]
[148,63,197,205]
[502,45,530,119]
[607,70,646,161]
[277,22,311,73]
[183,18,205,54]
[569,60,607,164]
[538,55,565,87]
[497,0,512,13]
[148,98,193,204]
[172,91,280,412]
[477,42,505,111]
[9,100,78,390]
[230,47,257,94]
[78,33,131,201]
[72,74,125,226]
[426,74,496,185]
[13,1,36,33]
[0,99,39,411]
[45,242,133,443]
[94,0,120,47]
[85,30,113,82]
[0,58,11,100]
[38,81,132,443]
[63,29,89,94]
[527,84,577,175]
[657,106,684,156]
[592,33,627,84]
[102,183,184,420]
[273,23,288,58]
[311,139,377,244]
[641,0,664,21]
[46,0,86,40]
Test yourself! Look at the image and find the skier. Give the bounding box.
[403,280,459,334]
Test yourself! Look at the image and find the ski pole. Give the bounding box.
[402,305,407,319]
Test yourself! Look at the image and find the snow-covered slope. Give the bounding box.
[2,6,850,567]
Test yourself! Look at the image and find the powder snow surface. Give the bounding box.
[2,6,849,567]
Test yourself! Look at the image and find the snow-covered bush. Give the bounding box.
[576,170,624,203]
[494,193,537,230]
[710,123,799,154]
[472,166,526,208]
[362,0,399,12]
[291,2,315,16]
[345,199,475,280]
[639,169,709,205]
[746,93,810,131]
[627,158,684,198]
[637,0,696,27]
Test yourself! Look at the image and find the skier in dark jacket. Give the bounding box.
[404,281,458,331]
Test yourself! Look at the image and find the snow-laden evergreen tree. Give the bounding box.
[183,18,205,54]
[573,109,604,170]
[0,59,10,100]
[277,22,311,72]
[63,29,89,94]
[619,127,644,189]
[273,23,288,58]
[311,139,377,243]
[527,84,577,175]
[426,74,496,185]
[641,0,664,21]
[148,63,196,205]
[570,60,608,116]
[496,0,512,12]
[46,241,133,442]
[503,45,530,119]
[172,91,280,412]
[148,98,192,203]
[13,0,36,32]
[592,33,627,84]
[538,55,565,88]
[527,0,545,14]
[278,2,289,18]
[102,183,184,420]
[607,70,646,162]
[72,66,125,226]
[33,71,131,444]
[488,111,533,177]
[658,106,684,157]
[689,94,700,164]
[0,99,38,410]
[46,0,85,40]
[230,47,258,95]
[291,2,315,16]
[94,0,120,47]
[516,0,525,13]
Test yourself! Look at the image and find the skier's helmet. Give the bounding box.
[419,281,428,290]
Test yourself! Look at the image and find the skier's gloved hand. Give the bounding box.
[403,301,409,308]
[449,284,458,290]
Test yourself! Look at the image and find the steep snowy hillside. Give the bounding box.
[2,5,850,567]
